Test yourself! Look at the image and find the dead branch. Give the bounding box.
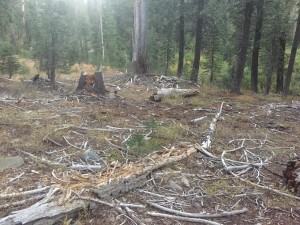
[17,149,67,168]
[79,197,146,225]
[0,100,26,111]
[233,175,300,201]
[0,186,50,199]
[0,194,45,210]
[147,212,222,225]
[147,201,247,218]
[199,102,224,150]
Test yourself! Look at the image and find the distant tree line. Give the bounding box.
[0,0,300,95]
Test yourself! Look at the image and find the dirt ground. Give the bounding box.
[0,72,300,225]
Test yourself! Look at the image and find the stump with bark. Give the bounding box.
[76,71,105,96]
[283,158,300,196]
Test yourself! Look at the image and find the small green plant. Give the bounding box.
[143,117,159,130]
[18,63,30,75]
[0,42,21,78]
[125,133,145,155]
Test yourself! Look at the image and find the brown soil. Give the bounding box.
[0,73,299,225]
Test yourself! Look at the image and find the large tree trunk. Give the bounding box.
[190,0,204,83]
[264,37,277,95]
[210,34,216,83]
[283,10,300,96]
[164,29,173,75]
[251,0,264,93]
[276,32,286,93]
[132,0,148,74]
[50,26,57,88]
[177,0,185,78]
[232,0,254,94]
[99,0,104,70]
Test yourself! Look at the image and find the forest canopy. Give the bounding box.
[0,0,300,95]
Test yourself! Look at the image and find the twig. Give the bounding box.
[79,197,145,225]
[0,194,45,210]
[147,201,247,218]
[200,102,224,150]
[0,186,50,199]
[124,207,146,225]
[63,136,84,150]
[7,172,25,183]
[0,101,26,111]
[44,137,63,147]
[17,149,67,167]
[69,164,103,171]
[148,212,222,225]
[232,175,300,201]
[191,116,207,123]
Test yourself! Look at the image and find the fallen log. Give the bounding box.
[150,88,199,101]
[0,199,86,225]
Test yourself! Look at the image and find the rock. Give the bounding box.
[0,156,24,171]
[169,180,183,191]
[181,174,190,187]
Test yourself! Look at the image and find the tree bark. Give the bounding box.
[177,0,185,78]
[251,0,264,93]
[132,0,148,74]
[276,32,286,93]
[190,0,204,83]
[264,37,277,95]
[232,0,254,94]
[94,71,106,96]
[50,25,57,88]
[164,29,173,75]
[99,0,104,70]
[283,10,300,96]
[210,34,216,83]
[76,72,87,91]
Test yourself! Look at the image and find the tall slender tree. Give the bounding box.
[177,0,185,78]
[232,0,254,94]
[132,0,148,74]
[251,0,264,93]
[283,9,300,96]
[190,0,204,83]
[264,37,278,95]
[276,31,286,93]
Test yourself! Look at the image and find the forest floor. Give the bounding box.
[0,71,300,225]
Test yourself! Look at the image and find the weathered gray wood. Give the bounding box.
[94,72,106,96]
[150,88,199,101]
[0,200,86,225]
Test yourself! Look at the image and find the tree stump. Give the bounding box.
[76,72,87,91]
[94,72,105,96]
[75,72,106,96]
[282,158,300,196]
